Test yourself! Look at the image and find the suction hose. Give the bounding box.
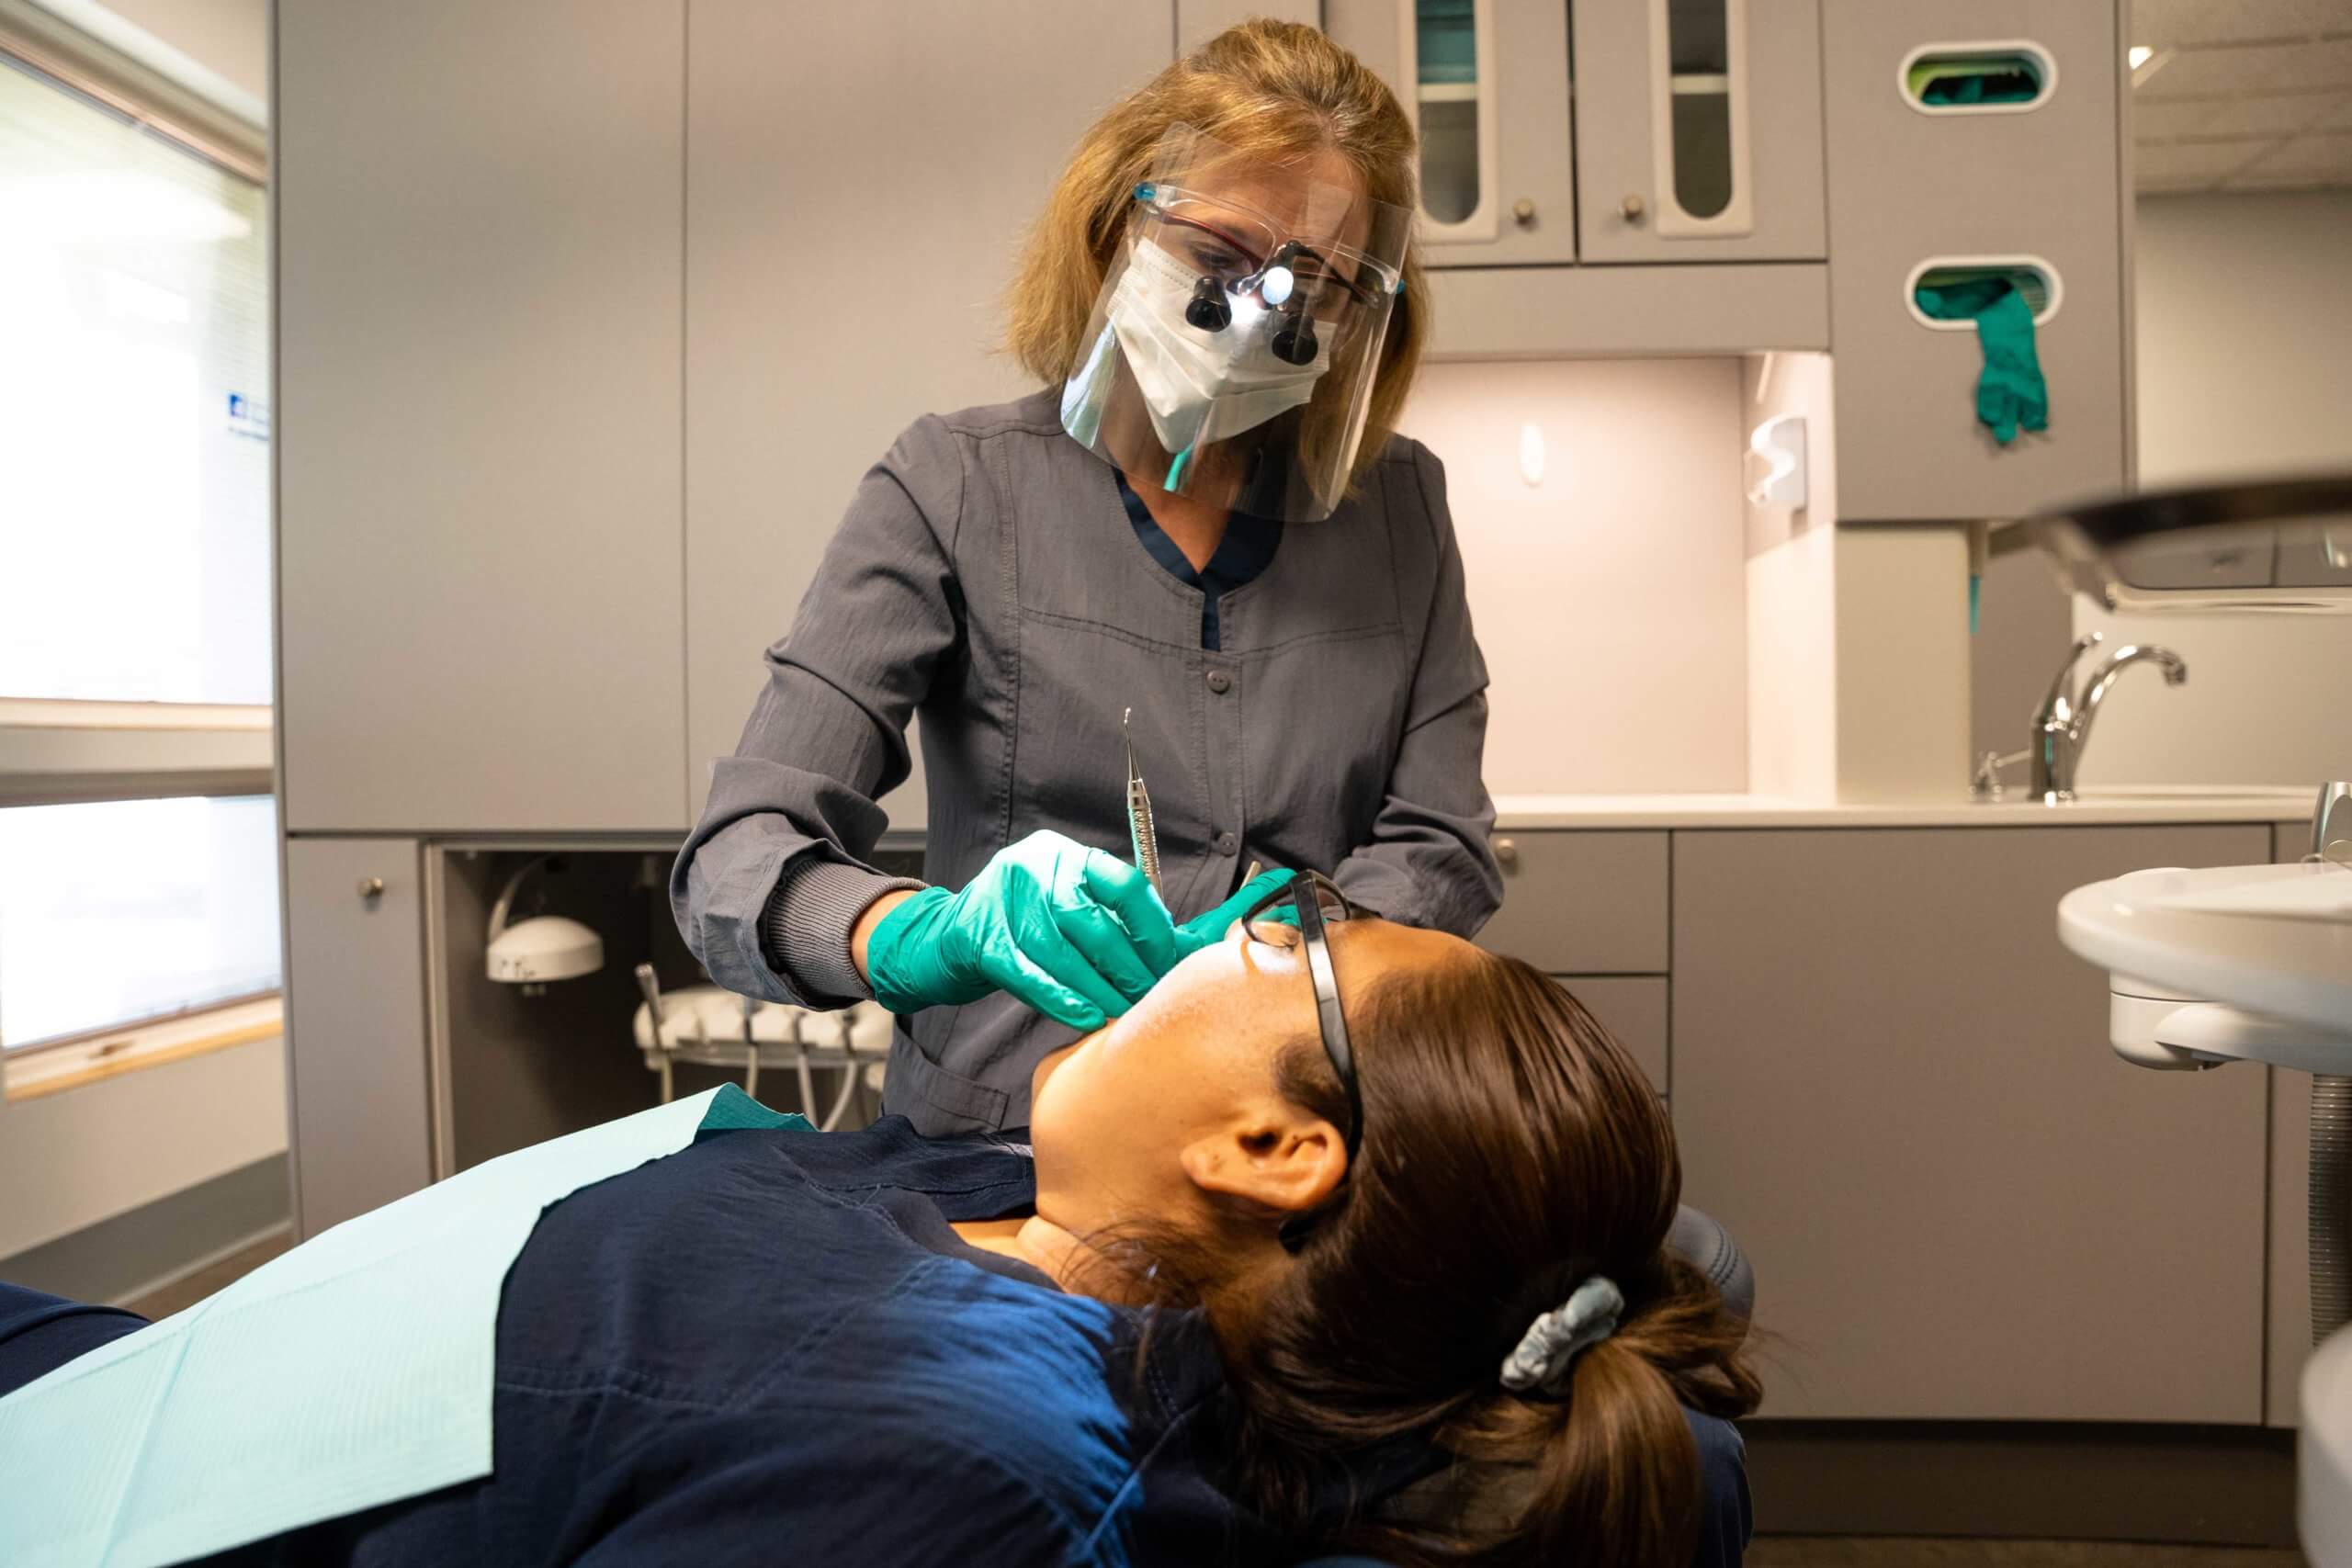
[2313,1075,2352,1344]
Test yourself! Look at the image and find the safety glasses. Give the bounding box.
[1132,183,1396,316]
[1238,870,1362,1249]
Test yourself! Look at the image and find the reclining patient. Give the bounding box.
[0,894,1758,1567]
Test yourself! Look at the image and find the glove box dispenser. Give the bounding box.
[1822,1,2131,524]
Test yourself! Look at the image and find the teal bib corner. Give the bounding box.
[696,1081,815,1138]
[0,1085,813,1568]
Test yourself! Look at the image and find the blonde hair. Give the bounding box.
[1003,19,1429,492]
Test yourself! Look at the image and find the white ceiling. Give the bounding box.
[2132,0,2352,193]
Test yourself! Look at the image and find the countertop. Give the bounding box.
[1492,786,2324,831]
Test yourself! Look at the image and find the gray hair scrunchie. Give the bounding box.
[1498,1275,1623,1395]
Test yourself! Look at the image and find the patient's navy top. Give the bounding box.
[0,1118,1749,1567]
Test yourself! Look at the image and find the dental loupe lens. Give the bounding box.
[1260,265,1293,307]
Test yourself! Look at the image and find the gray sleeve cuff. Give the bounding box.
[759,857,925,1007]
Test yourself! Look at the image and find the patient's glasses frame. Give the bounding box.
[1238,870,1362,1251]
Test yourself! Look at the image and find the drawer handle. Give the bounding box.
[357,876,386,902]
[1619,193,1645,224]
[1493,837,1519,869]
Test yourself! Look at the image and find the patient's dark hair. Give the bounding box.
[1152,947,1760,1567]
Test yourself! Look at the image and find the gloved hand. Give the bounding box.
[863,830,1179,1030]
[1172,866,1301,960]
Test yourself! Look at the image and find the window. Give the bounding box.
[0,795,280,1049]
[0,53,270,705]
[0,44,277,1066]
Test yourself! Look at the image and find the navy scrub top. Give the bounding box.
[1113,469,1284,652]
[2,1122,1749,1567]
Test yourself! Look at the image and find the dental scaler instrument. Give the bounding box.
[1124,706,1162,899]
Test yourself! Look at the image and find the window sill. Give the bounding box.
[0,702,273,806]
[5,997,284,1103]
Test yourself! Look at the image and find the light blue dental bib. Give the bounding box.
[0,1086,807,1568]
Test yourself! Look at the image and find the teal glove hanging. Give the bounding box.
[864,830,1180,1031]
[1915,277,2049,446]
[1173,865,1300,959]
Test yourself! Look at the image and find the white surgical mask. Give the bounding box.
[1105,238,1326,456]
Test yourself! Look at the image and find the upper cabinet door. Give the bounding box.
[1575,0,1826,264]
[681,3,1173,825]
[1326,0,1577,265]
[277,0,688,833]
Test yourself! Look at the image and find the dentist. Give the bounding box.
[673,20,1498,1136]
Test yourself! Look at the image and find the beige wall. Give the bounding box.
[0,1036,286,1258]
[2076,190,2352,790]
[1400,358,1750,795]
[1742,352,1838,799]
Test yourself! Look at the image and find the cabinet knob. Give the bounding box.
[357,876,386,902]
[1511,197,1536,227]
[1493,836,1519,869]
[1620,193,1646,223]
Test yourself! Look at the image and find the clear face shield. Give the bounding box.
[1058,125,1411,525]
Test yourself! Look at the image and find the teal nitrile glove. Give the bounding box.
[1972,287,2048,445]
[1173,866,1301,960]
[1916,279,2049,446]
[862,829,1178,1031]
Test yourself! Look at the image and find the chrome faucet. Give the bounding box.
[2025,632,2188,802]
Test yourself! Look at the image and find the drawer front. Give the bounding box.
[1552,975,1668,1094]
[1479,831,1668,973]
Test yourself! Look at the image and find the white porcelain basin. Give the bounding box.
[2058,862,2352,1064]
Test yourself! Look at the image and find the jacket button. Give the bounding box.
[1205,669,1233,694]
[1214,830,1239,856]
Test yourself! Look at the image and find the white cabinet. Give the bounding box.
[680,3,1175,826]
[1573,0,1827,264]
[1325,0,1577,265]
[283,838,431,1237]
[276,0,689,833]
[1674,825,2272,1423]
[1329,0,1824,268]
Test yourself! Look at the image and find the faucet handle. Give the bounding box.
[1973,749,2031,800]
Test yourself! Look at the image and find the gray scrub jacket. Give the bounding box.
[673,387,1499,1135]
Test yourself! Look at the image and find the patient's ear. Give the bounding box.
[1178,1101,1346,1220]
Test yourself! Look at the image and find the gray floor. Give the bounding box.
[120,1232,291,1320]
[115,1246,2313,1568]
[1751,1542,2305,1566]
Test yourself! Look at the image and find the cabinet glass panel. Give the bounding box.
[1666,0,1734,220]
[1415,0,1478,223]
